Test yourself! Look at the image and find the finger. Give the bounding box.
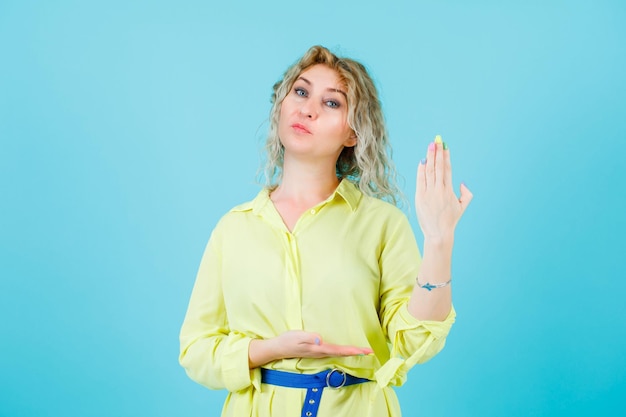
[443,143,452,188]
[310,333,322,346]
[296,331,322,346]
[459,183,473,213]
[321,343,374,356]
[426,141,436,188]
[434,136,444,187]
[416,159,426,196]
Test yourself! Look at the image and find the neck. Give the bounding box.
[271,155,340,205]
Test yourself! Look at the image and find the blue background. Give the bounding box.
[1,1,625,416]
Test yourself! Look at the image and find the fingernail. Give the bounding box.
[420,158,427,165]
[428,142,435,151]
[434,135,443,144]
[443,142,449,150]
[314,338,320,345]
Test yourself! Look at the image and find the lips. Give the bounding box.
[291,123,312,134]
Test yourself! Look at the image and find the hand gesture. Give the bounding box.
[273,331,373,359]
[249,331,373,368]
[415,135,472,241]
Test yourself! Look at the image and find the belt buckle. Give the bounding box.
[326,369,347,389]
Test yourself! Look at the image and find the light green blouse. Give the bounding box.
[179,180,455,417]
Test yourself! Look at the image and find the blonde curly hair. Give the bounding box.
[261,45,403,206]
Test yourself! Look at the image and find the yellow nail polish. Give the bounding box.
[434,135,443,144]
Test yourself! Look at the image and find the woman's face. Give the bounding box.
[278,64,356,162]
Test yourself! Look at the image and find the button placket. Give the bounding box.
[284,231,303,329]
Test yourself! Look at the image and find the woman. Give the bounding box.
[179,45,472,417]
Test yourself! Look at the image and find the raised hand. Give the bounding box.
[415,135,472,242]
[249,330,373,368]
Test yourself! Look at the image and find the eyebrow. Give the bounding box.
[297,76,347,98]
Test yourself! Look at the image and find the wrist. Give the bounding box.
[423,238,454,259]
[423,234,454,248]
[416,275,452,291]
[266,337,284,361]
[249,338,281,368]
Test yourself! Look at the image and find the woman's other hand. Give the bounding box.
[415,135,473,242]
[249,331,373,368]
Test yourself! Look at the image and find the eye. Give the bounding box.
[325,100,340,109]
[294,87,307,97]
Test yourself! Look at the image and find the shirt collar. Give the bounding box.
[334,179,362,211]
[237,179,362,215]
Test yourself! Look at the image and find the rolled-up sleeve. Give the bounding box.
[375,212,456,387]
[179,228,259,392]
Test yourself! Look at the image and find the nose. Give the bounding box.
[299,101,318,119]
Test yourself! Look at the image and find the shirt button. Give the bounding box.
[309,399,316,404]
[310,209,316,214]
[312,388,318,392]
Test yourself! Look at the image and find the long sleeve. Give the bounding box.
[375,213,456,387]
[179,230,258,392]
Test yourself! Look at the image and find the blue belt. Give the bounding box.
[261,368,371,417]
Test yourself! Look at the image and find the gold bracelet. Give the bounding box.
[416,276,452,291]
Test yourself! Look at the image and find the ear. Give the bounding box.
[344,133,357,147]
